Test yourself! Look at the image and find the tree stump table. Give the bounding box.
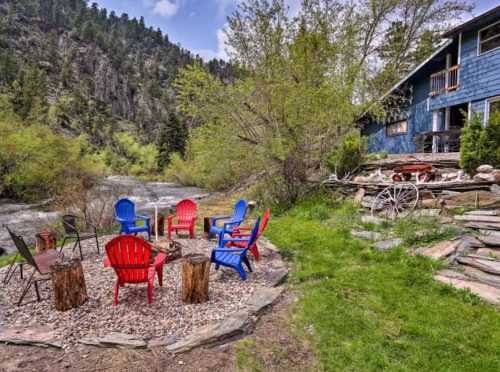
[51,258,87,311]
[181,254,210,304]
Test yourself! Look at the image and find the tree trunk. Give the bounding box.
[51,258,87,311]
[181,254,210,304]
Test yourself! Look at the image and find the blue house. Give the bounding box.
[362,5,500,155]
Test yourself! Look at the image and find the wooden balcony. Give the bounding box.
[414,128,462,153]
[430,65,459,95]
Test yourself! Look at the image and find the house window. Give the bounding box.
[386,120,408,136]
[478,20,500,55]
[485,96,500,123]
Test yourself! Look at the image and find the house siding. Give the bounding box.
[364,13,500,154]
[430,28,500,110]
[365,72,432,154]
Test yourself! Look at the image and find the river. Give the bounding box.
[0,176,208,255]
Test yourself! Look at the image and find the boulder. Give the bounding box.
[473,173,495,182]
[477,165,494,173]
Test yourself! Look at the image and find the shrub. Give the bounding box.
[101,132,158,176]
[460,114,484,174]
[460,112,500,174]
[0,122,104,201]
[324,131,366,177]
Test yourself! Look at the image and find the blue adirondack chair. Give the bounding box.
[211,217,260,281]
[210,199,248,247]
[115,198,151,241]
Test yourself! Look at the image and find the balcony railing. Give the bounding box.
[430,65,460,95]
[414,128,462,153]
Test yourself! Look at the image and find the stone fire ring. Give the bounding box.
[0,237,288,353]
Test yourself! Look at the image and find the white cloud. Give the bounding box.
[192,25,232,61]
[153,0,179,17]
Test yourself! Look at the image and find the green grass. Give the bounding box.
[266,196,500,371]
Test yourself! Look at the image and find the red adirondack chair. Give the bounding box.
[105,235,166,305]
[166,199,197,240]
[227,209,270,261]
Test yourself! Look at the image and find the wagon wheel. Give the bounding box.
[371,183,419,220]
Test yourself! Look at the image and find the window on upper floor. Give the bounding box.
[479,20,500,55]
[386,120,408,136]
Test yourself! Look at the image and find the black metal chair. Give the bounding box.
[6,226,63,306]
[2,248,24,285]
[60,215,100,260]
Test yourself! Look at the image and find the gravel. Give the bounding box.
[0,235,275,350]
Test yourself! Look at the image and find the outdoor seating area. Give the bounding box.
[0,198,285,350]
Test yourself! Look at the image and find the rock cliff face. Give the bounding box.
[0,0,235,143]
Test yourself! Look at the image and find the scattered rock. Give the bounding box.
[435,273,500,304]
[246,287,284,315]
[465,210,500,216]
[476,248,500,259]
[412,209,441,217]
[415,240,459,260]
[0,326,62,349]
[478,235,500,247]
[373,238,402,251]
[455,215,500,223]
[462,265,500,288]
[361,215,383,225]
[473,173,495,182]
[166,311,252,354]
[457,256,500,275]
[80,333,146,349]
[479,229,500,239]
[263,268,289,287]
[477,165,494,173]
[351,230,382,241]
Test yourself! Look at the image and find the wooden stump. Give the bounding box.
[181,254,210,304]
[51,258,87,311]
[203,217,212,240]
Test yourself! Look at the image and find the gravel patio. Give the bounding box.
[0,235,285,350]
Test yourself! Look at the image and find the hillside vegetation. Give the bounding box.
[0,0,236,200]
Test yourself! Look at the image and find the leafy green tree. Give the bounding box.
[157,112,187,170]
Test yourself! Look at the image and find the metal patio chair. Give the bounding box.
[60,214,100,260]
[6,226,63,306]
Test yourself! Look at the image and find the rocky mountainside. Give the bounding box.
[0,0,236,145]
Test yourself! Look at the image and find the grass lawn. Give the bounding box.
[265,196,500,371]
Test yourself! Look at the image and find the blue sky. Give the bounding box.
[93,0,498,61]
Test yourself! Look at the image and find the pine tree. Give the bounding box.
[157,112,187,170]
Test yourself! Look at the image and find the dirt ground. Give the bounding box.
[0,291,316,372]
